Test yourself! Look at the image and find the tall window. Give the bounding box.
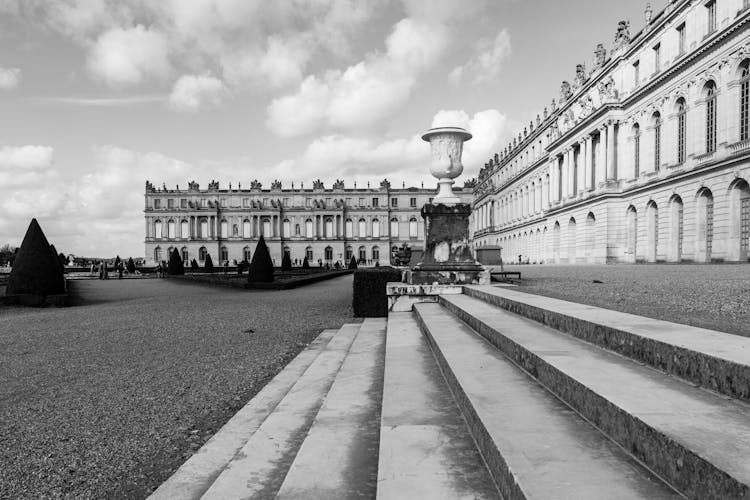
[305,219,314,238]
[324,246,333,261]
[410,197,417,207]
[653,43,661,73]
[706,0,716,34]
[181,220,189,239]
[154,220,162,239]
[741,60,750,142]
[243,247,251,261]
[391,198,398,207]
[633,123,641,177]
[677,98,687,163]
[371,219,380,238]
[181,247,188,263]
[372,247,380,261]
[572,147,579,193]
[220,246,228,263]
[306,246,313,261]
[199,246,207,261]
[345,218,353,238]
[390,218,399,238]
[653,113,661,171]
[372,198,379,207]
[358,218,367,237]
[633,60,640,87]
[409,217,418,238]
[283,219,291,238]
[154,247,161,263]
[677,23,686,55]
[557,156,564,200]
[705,81,717,153]
[358,246,366,262]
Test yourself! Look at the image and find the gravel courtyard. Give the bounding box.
[0,275,357,499]
[507,263,750,337]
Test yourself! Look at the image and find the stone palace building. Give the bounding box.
[472,0,750,263]
[143,179,472,266]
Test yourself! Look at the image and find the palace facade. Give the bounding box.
[143,179,473,266]
[472,0,750,263]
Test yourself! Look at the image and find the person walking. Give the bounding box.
[117,261,124,279]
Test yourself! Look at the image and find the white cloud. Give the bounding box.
[169,73,227,112]
[87,25,171,87]
[266,75,330,137]
[450,29,511,85]
[0,145,54,170]
[0,66,21,90]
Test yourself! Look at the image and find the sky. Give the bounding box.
[0,0,651,257]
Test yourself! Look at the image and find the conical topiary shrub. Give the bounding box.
[302,256,310,269]
[58,252,68,269]
[127,257,136,274]
[348,256,358,269]
[281,251,292,271]
[204,253,214,273]
[190,258,199,271]
[49,244,64,275]
[7,218,65,296]
[248,235,274,283]
[167,248,184,275]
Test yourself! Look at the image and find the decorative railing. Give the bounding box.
[729,139,750,156]
[694,151,715,166]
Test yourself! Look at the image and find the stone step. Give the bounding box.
[376,312,500,500]
[463,285,750,403]
[413,302,682,500]
[199,323,361,500]
[275,318,387,499]
[149,328,339,500]
[439,294,750,500]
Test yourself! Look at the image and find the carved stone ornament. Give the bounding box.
[332,179,345,189]
[597,75,618,101]
[421,126,472,204]
[573,64,587,89]
[560,81,572,103]
[312,179,324,190]
[594,43,607,67]
[380,178,391,190]
[250,179,262,190]
[208,180,219,190]
[271,180,282,190]
[613,20,631,50]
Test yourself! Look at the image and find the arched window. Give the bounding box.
[154,246,161,263]
[345,218,353,238]
[358,246,367,262]
[181,247,188,263]
[305,219,314,238]
[325,218,334,238]
[676,98,687,164]
[243,246,251,262]
[167,220,176,239]
[243,219,251,238]
[283,219,291,238]
[646,201,658,262]
[697,188,714,261]
[372,219,380,238]
[200,219,208,239]
[154,220,162,239]
[705,81,717,153]
[670,195,684,262]
[199,246,207,261]
[652,112,661,171]
[740,60,750,142]
[262,218,272,237]
[372,246,380,261]
[305,246,313,261]
[220,246,228,263]
[390,217,399,238]
[345,246,353,261]
[220,219,228,238]
[626,206,637,262]
[325,246,333,261]
[181,220,189,239]
[633,123,641,177]
[358,218,367,237]
[283,246,291,260]
[567,218,577,263]
[409,217,418,238]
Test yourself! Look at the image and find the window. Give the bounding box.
[633,123,641,177]
[410,197,417,207]
[391,197,398,207]
[633,60,640,87]
[243,198,249,207]
[741,60,750,141]
[220,198,227,207]
[358,198,365,207]
[653,43,661,73]
[200,219,209,238]
[180,199,187,208]
[243,219,251,238]
[306,198,311,207]
[154,247,161,263]
[372,197,379,207]
[262,219,271,237]
[345,218,353,238]
[305,219,314,238]
[706,81,717,153]
[220,220,228,238]
[572,147,579,193]
[220,246,228,263]
[283,198,289,207]
[677,98,687,163]
[358,246,367,262]
[390,218,399,238]
[154,199,161,209]
[372,219,380,238]
[283,219,291,238]
[409,217,418,238]
[677,23,686,55]
[199,246,207,261]
[154,220,162,239]
[243,246,251,262]
[653,113,661,171]
[168,199,175,209]
[372,246,380,261]
[325,246,333,261]
[306,246,313,261]
[325,218,334,238]
[345,198,352,206]
[706,0,716,35]
[181,247,188,263]
[345,246,353,261]
[167,220,176,239]
[358,218,367,237]
[181,220,189,238]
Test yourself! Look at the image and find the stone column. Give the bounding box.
[550,160,559,203]
[607,121,617,180]
[584,136,593,191]
[724,80,740,146]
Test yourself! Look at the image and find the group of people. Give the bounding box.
[90,256,127,279]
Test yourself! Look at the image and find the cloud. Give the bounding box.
[266,17,450,137]
[450,29,511,85]
[40,94,165,106]
[87,25,171,87]
[0,145,54,170]
[0,66,21,90]
[168,73,227,112]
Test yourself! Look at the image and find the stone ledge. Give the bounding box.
[386,282,464,312]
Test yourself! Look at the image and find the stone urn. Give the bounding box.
[421,127,472,205]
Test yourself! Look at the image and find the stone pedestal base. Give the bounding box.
[408,268,489,285]
[387,282,464,312]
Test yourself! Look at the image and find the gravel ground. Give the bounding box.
[0,275,358,499]
[504,263,750,337]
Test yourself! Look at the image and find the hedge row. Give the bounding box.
[352,267,402,317]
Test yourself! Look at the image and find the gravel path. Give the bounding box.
[0,275,358,499]
[505,263,750,337]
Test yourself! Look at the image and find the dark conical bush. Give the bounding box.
[167,248,184,275]
[49,244,64,275]
[348,256,358,269]
[58,252,68,268]
[7,219,65,296]
[204,253,214,272]
[127,257,136,274]
[302,256,310,269]
[190,258,199,271]
[248,236,274,283]
[281,251,292,271]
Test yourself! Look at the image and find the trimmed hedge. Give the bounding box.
[352,266,402,317]
[7,218,65,296]
[348,256,358,270]
[204,253,214,273]
[167,248,185,275]
[248,236,274,283]
[281,251,292,271]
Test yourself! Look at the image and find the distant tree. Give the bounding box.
[58,253,68,267]
[126,257,136,274]
[248,235,274,283]
[114,255,121,270]
[204,253,214,272]
[348,256,358,269]
[167,248,185,275]
[302,256,310,269]
[190,258,199,271]
[281,251,292,271]
[0,243,16,267]
[6,218,65,296]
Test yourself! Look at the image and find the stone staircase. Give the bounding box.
[150,285,750,500]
